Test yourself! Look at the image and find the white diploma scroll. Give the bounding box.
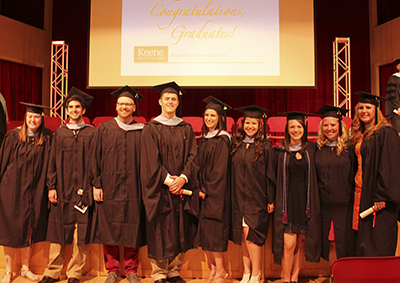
[181,189,193,196]
[394,109,399,114]
[359,206,375,219]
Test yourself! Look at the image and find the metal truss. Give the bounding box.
[333,37,351,117]
[50,41,69,120]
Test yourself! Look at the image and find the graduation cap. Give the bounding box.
[203,96,232,130]
[316,104,349,136]
[279,111,315,142]
[154,81,186,116]
[235,105,270,138]
[355,91,388,125]
[111,86,145,117]
[20,102,51,114]
[62,87,94,109]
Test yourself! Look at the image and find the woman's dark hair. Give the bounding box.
[202,108,224,135]
[231,117,264,161]
[282,118,308,153]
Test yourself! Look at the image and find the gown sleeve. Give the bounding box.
[375,126,400,204]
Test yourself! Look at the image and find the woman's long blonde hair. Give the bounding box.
[351,103,390,145]
[316,118,349,155]
[18,113,48,145]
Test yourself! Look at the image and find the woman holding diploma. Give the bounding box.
[0,103,52,283]
[351,92,400,256]
[273,112,320,283]
[197,96,231,283]
[231,106,276,283]
[314,105,356,268]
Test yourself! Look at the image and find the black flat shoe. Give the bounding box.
[38,276,59,283]
[166,277,186,283]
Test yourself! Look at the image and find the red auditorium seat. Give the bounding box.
[43,116,62,132]
[331,256,400,283]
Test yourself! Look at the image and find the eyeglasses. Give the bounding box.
[117,103,134,107]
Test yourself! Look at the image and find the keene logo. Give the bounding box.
[134,46,168,63]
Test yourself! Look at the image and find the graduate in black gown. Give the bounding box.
[273,112,320,283]
[0,102,52,283]
[385,58,400,132]
[90,87,146,283]
[41,87,95,283]
[314,105,356,269]
[351,92,400,256]
[231,106,276,283]
[141,82,199,283]
[0,93,7,146]
[197,96,231,283]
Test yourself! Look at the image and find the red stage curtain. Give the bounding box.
[0,59,42,120]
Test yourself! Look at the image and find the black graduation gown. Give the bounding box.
[140,119,199,260]
[0,128,52,248]
[315,145,356,260]
[231,139,276,247]
[90,119,146,248]
[385,74,400,132]
[355,125,400,256]
[46,125,95,246]
[0,102,6,146]
[197,133,230,252]
[273,143,321,264]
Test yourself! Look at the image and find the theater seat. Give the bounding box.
[43,116,62,132]
[267,116,286,145]
[93,116,114,128]
[331,256,400,283]
[182,116,203,139]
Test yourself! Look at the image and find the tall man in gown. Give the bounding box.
[91,86,146,283]
[141,82,199,283]
[0,93,7,146]
[40,87,95,283]
[385,58,400,132]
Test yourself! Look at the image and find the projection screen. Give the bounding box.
[88,0,315,88]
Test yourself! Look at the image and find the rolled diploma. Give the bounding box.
[359,206,375,219]
[181,189,193,196]
[394,109,399,114]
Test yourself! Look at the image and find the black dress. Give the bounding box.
[285,151,307,234]
[197,132,230,252]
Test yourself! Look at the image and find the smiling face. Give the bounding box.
[288,119,304,144]
[26,112,42,132]
[159,92,179,116]
[322,116,340,141]
[116,96,136,119]
[204,108,219,132]
[357,102,375,125]
[66,100,86,123]
[243,117,260,138]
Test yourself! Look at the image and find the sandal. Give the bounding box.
[213,273,228,283]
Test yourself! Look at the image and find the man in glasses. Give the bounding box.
[91,86,146,283]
